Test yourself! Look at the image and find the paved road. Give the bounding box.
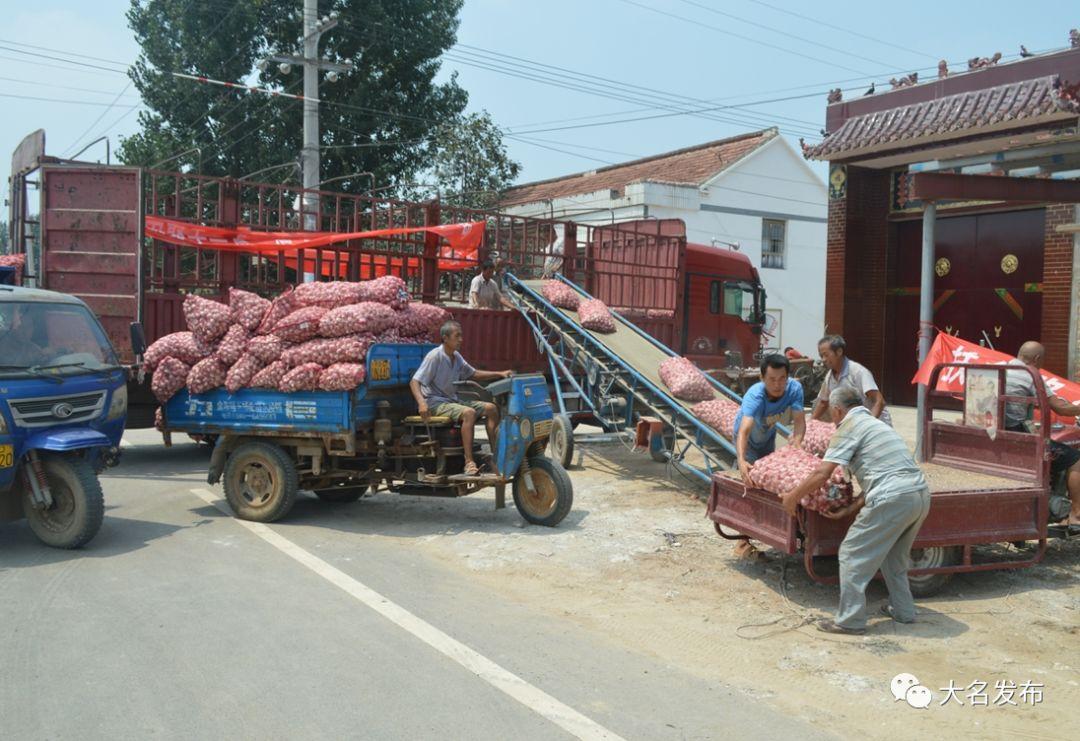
[0,430,828,740]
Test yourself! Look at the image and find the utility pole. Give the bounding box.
[260,2,353,239]
[301,0,322,234]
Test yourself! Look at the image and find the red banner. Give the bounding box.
[144,216,484,272]
[911,332,1080,423]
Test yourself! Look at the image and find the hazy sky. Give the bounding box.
[3,1,1078,196]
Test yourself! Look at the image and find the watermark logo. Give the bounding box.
[890,674,1044,708]
[891,673,931,709]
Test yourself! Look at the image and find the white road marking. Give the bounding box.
[189,488,624,741]
[120,438,133,448]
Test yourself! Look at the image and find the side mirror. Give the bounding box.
[130,322,147,357]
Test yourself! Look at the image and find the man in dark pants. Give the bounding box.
[1005,341,1080,532]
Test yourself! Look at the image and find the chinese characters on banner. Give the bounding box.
[911,333,1080,424]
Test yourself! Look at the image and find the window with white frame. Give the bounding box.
[761,218,786,269]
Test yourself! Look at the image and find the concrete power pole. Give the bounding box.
[262,1,353,255]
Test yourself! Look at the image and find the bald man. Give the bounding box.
[1005,341,1080,531]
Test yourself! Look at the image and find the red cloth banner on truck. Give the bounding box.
[911,332,1080,423]
[144,216,483,271]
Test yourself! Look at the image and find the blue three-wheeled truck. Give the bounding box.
[160,343,574,527]
[0,283,128,548]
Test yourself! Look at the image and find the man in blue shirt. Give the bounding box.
[735,353,806,485]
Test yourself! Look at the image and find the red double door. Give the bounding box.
[885,209,1045,406]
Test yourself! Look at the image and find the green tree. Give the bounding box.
[413,111,521,209]
[119,0,518,197]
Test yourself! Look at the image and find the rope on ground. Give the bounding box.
[736,558,824,639]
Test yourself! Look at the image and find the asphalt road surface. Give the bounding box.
[0,430,829,740]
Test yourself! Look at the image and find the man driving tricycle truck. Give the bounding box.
[410,320,513,476]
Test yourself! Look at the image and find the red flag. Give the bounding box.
[144,216,483,271]
[912,333,1080,423]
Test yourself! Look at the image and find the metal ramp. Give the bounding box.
[505,273,748,483]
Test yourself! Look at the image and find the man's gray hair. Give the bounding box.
[439,320,462,340]
[829,386,863,411]
[818,334,846,353]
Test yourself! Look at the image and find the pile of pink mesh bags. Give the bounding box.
[144,276,450,403]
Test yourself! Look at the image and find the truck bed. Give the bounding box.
[717,461,1032,494]
[709,462,1045,557]
[161,343,432,438]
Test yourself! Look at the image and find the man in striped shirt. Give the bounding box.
[781,386,931,635]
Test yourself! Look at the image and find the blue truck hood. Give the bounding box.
[0,369,126,439]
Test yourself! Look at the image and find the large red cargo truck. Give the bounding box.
[6,131,766,428]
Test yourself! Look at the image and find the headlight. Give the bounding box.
[106,385,128,421]
[0,412,7,434]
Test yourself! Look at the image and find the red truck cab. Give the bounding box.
[682,241,765,370]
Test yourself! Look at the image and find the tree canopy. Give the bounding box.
[120,0,519,203]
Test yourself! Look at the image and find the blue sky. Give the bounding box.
[2,1,1078,195]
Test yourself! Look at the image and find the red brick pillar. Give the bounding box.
[1042,203,1076,376]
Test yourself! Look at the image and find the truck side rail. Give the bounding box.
[924,362,1051,487]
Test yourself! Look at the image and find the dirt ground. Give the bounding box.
[381,407,1077,739]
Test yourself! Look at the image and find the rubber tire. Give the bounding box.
[313,486,366,503]
[21,454,104,549]
[908,545,961,597]
[222,442,298,522]
[513,456,573,527]
[548,414,575,469]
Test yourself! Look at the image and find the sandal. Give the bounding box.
[817,619,865,635]
[464,461,480,476]
[879,604,914,624]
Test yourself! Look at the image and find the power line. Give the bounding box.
[453,42,822,129]
[0,45,127,74]
[443,51,819,139]
[0,75,139,98]
[743,0,938,60]
[672,0,905,70]
[0,91,140,107]
[63,81,134,156]
[0,53,126,78]
[0,38,130,67]
[507,89,831,136]
[613,0,873,76]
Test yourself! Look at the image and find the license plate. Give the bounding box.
[0,445,12,468]
[370,359,391,381]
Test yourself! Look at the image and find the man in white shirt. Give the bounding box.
[812,334,892,426]
[469,260,513,310]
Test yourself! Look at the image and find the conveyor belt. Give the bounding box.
[506,274,744,482]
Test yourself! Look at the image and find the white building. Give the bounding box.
[501,128,828,355]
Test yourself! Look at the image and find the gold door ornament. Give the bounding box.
[935,258,951,277]
[1001,254,1019,274]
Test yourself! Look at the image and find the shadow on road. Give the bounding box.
[0,513,198,570]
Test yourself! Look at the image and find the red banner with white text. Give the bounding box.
[144,216,484,275]
[911,332,1080,423]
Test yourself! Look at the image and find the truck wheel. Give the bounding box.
[223,442,298,522]
[313,486,366,503]
[21,454,104,549]
[513,456,573,527]
[548,414,575,468]
[908,545,961,597]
